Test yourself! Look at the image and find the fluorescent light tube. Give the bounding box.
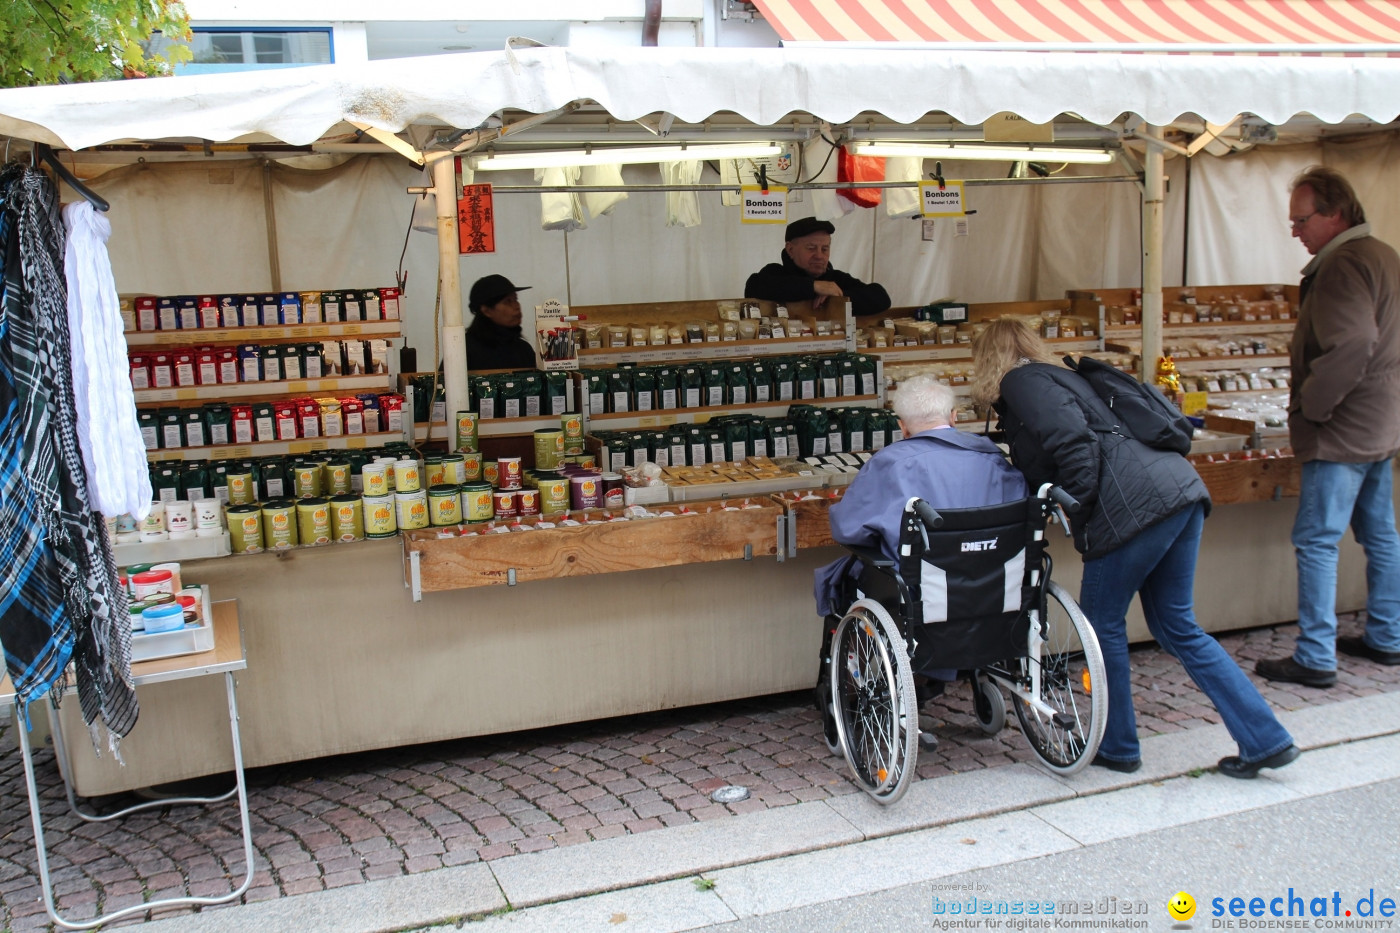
[469,143,783,171]
[850,142,1115,164]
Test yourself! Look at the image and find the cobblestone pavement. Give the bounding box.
[0,618,1395,932]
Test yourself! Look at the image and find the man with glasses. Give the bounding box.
[1256,166,1400,688]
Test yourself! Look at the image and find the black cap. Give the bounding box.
[469,274,531,311]
[785,216,836,241]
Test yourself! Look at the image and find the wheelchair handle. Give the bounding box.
[913,499,944,529]
[1047,485,1081,514]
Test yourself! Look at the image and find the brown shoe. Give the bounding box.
[1337,636,1400,666]
[1255,656,1336,688]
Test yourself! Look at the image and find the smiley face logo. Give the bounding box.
[1168,891,1196,921]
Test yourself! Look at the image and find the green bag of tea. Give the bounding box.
[606,368,633,413]
[793,360,818,400]
[789,404,830,457]
[749,361,773,404]
[203,402,233,446]
[544,370,570,415]
[472,374,498,419]
[706,428,727,464]
[686,426,708,466]
[722,419,750,461]
[149,462,180,502]
[702,365,726,408]
[632,368,657,411]
[647,431,671,468]
[679,366,703,409]
[520,372,545,417]
[497,374,526,419]
[872,409,900,450]
[655,367,679,410]
[581,370,608,415]
[816,356,840,398]
[837,356,859,397]
[666,429,688,467]
[854,354,879,397]
[771,361,796,402]
[258,456,291,499]
[725,364,750,406]
[840,407,870,453]
[179,461,211,500]
[627,433,651,468]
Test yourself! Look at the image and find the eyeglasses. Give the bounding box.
[1289,212,1318,229]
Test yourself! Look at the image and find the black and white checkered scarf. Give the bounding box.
[1,163,137,750]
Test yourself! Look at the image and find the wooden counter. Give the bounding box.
[54,456,1376,796]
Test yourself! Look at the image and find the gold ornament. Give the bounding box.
[1154,355,1181,394]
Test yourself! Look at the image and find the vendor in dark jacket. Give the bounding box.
[971,317,1298,780]
[744,216,891,318]
[465,274,537,371]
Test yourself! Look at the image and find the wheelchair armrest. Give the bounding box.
[841,543,896,570]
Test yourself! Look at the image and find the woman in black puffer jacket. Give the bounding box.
[971,318,1297,779]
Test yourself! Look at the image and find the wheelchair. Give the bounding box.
[819,484,1107,805]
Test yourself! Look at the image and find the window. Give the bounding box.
[176,28,333,73]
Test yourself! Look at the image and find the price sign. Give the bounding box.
[919,180,965,217]
[740,185,788,224]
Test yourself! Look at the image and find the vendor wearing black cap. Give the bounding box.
[744,216,891,318]
[466,274,538,370]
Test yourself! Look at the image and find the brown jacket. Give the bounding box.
[1289,226,1400,463]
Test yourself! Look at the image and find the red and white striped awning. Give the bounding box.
[750,0,1400,53]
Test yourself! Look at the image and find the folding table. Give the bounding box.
[0,599,254,930]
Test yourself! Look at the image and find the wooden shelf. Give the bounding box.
[134,374,393,404]
[113,532,231,565]
[145,430,407,461]
[586,395,882,431]
[577,335,850,365]
[125,321,402,347]
[1103,320,1293,339]
[414,415,569,442]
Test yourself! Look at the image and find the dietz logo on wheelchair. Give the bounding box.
[961,537,1000,552]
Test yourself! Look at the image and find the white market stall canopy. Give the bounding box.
[1,46,1399,153]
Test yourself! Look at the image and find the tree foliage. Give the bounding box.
[0,0,192,89]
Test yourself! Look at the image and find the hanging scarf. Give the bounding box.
[0,163,137,748]
[64,201,151,520]
[0,174,74,723]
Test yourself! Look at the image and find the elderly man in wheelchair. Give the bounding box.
[814,375,1107,804]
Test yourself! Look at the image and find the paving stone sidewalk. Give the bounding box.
[0,618,1394,932]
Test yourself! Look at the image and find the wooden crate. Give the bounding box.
[403,498,782,592]
[1189,454,1301,505]
[771,491,843,550]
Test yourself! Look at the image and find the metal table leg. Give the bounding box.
[19,671,255,930]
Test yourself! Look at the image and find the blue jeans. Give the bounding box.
[1293,459,1400,670]
[1079,503,1293,764]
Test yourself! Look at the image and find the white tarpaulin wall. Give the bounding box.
[82,155,1171,358]
[76,132,1400,360]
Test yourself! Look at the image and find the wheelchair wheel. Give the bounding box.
[972,673,1006,735]
[830,599,919,805]
[1013,581,1107,775]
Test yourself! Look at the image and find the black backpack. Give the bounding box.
[1063,355,1193,455]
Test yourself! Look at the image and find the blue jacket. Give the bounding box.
[814,427,1028,615]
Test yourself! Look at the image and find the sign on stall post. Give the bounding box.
[535,299,580,372]
[919,180,965,217]
[740,184,788,224]
[457,180,496,255]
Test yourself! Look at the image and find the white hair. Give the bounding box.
[891,375,956,431]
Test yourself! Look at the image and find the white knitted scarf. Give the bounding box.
[63,201,151,520]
